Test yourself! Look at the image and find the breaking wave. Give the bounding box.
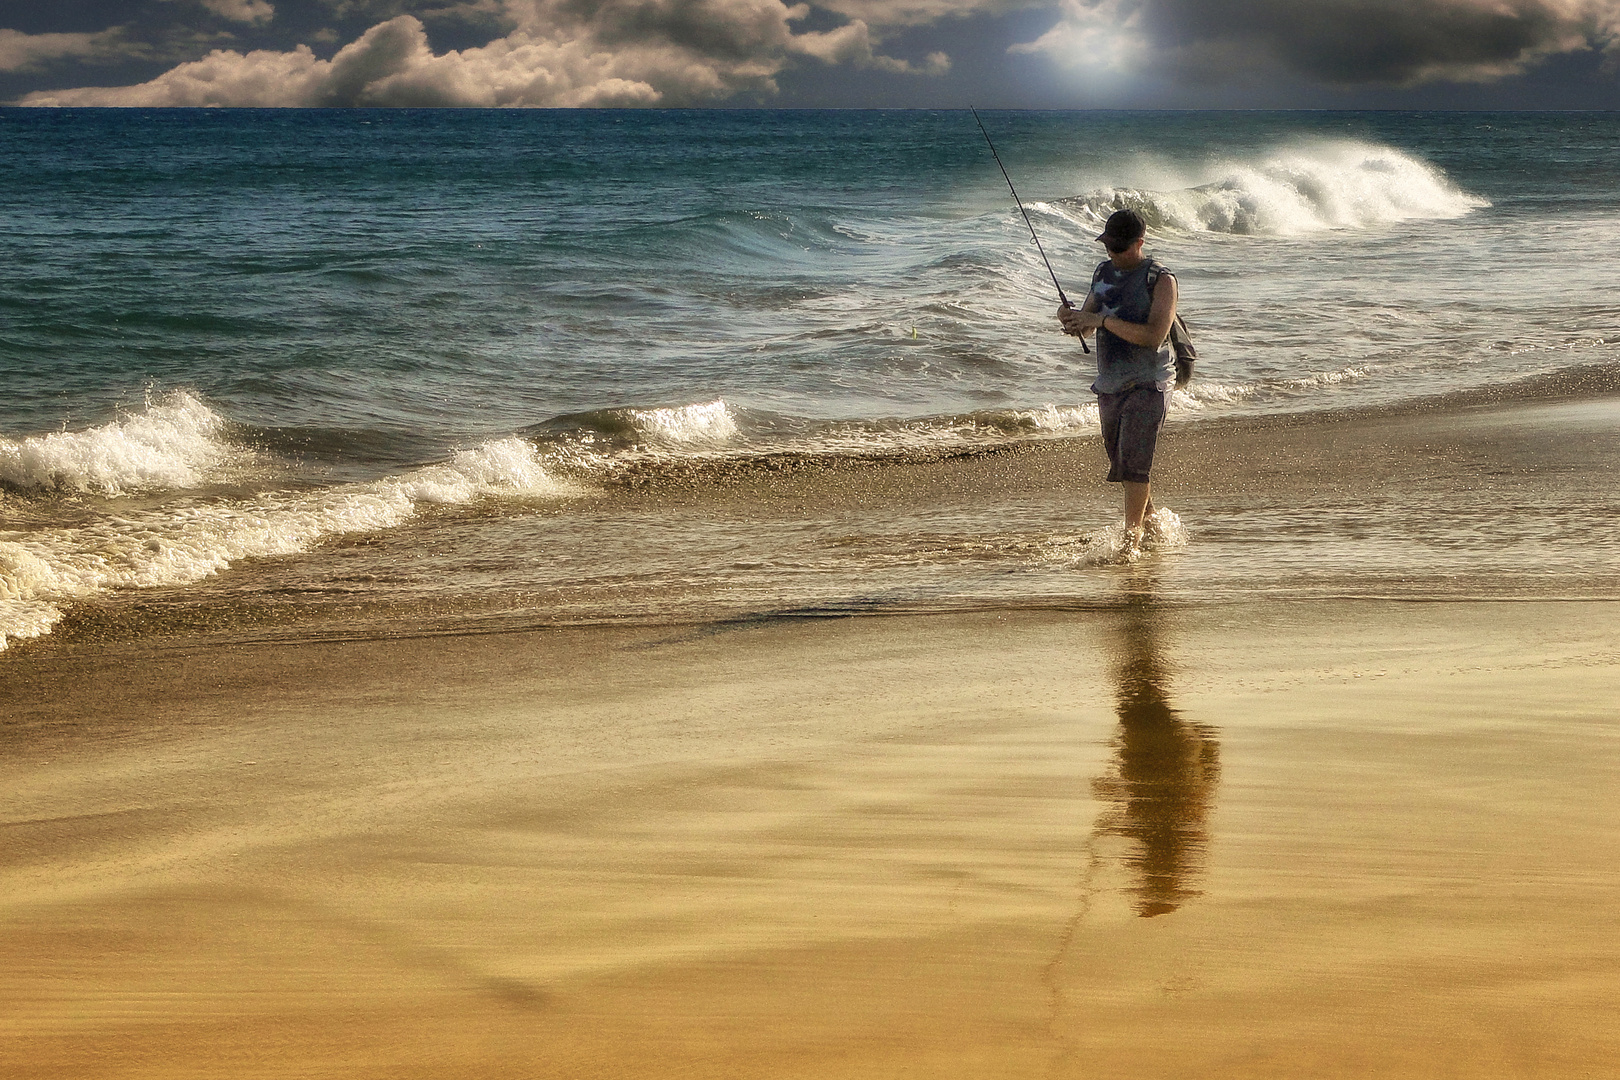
[526,399,741,455]
[0,367,1395,651]
[629,399,740,445]
[0,436,579,651]
[0,391,233,495]
[1056,141,1487,237]
[0,391,1114,649]
[529,397,1103,476]
[1281,365,1373,390]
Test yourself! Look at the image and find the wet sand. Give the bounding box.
[4,597,1618,1078]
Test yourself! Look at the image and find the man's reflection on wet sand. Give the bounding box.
[1093,599,1220,917]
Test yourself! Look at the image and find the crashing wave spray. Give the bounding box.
[0,391,231,495]
[1061,141,1488,237]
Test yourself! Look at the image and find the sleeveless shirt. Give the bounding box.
[1090,257,1175,394]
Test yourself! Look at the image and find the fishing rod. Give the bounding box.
[971,106,1088,353]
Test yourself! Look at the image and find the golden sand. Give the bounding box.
[3,599,1617,1078]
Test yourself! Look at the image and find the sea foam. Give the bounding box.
[1010,403,1099,432]
[0,392,231,495]
[626,400,739,445]
[1060,141,1488,237]
[0,435,580,650]
[1041,508,1189,567]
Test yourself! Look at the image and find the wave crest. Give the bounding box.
[0,435,580,651]
[1060,141,1487,237]
[527,399,741,454]
[0,392,232,495]
[1008,403,1098,432]
[627,400,739,446]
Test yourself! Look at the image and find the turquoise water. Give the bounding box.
[3,109,1619,648]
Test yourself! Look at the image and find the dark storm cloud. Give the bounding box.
[1155,0,1606,85]
[0,29,130,72]
[1020,0,1618,89]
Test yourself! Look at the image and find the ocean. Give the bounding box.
[2,108,1618,651]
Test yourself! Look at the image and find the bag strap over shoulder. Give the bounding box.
[1144,258,1172,291]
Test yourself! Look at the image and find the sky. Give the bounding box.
[1,0,1618,108]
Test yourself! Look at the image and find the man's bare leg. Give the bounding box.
[1124,481,1153,543]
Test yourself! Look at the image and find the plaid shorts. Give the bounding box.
[1097,386,1169,484]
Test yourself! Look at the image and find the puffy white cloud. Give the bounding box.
[17,0,951,107]
[200,0,278,23]
[1015,0,1620,87]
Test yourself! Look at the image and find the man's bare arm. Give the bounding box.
[1086,273,1175,347]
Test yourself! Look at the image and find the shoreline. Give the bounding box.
[6,369,1619,1076]
[5,371,1618,656]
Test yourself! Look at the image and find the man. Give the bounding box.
[1057,208,1177,550]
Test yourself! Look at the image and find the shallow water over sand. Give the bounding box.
[15,369,1616,654]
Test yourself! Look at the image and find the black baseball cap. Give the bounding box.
[1096,209,1146,247]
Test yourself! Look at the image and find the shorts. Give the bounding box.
[1097,386,1169,484]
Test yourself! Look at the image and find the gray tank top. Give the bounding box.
[1090,257,1175,394]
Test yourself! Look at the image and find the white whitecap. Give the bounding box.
[1065,141,1488,237]
[0,391,233,495]
[0,436,582,651]
[1170,382,1258,412]
[1281,366,1371,390]
[627,400,738,446]
[1013,403,1099,432]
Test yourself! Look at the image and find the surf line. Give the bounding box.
[971,106,1088,354]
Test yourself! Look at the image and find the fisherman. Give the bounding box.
[1058,208,1178,550]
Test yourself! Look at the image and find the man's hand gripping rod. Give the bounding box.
[971,107,1088,353]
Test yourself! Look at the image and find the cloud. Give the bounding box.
[815,0,1048,30]
[1016,0,1620,87]
[314,0,507,22]
[0,29,135,73]
[15,0,952,106]
[200,0,278,23]
[789,17,951,71]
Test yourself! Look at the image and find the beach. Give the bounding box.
[4,107,1620,1076]
[4,602,1618,1078]
[5,384,1619,1078]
